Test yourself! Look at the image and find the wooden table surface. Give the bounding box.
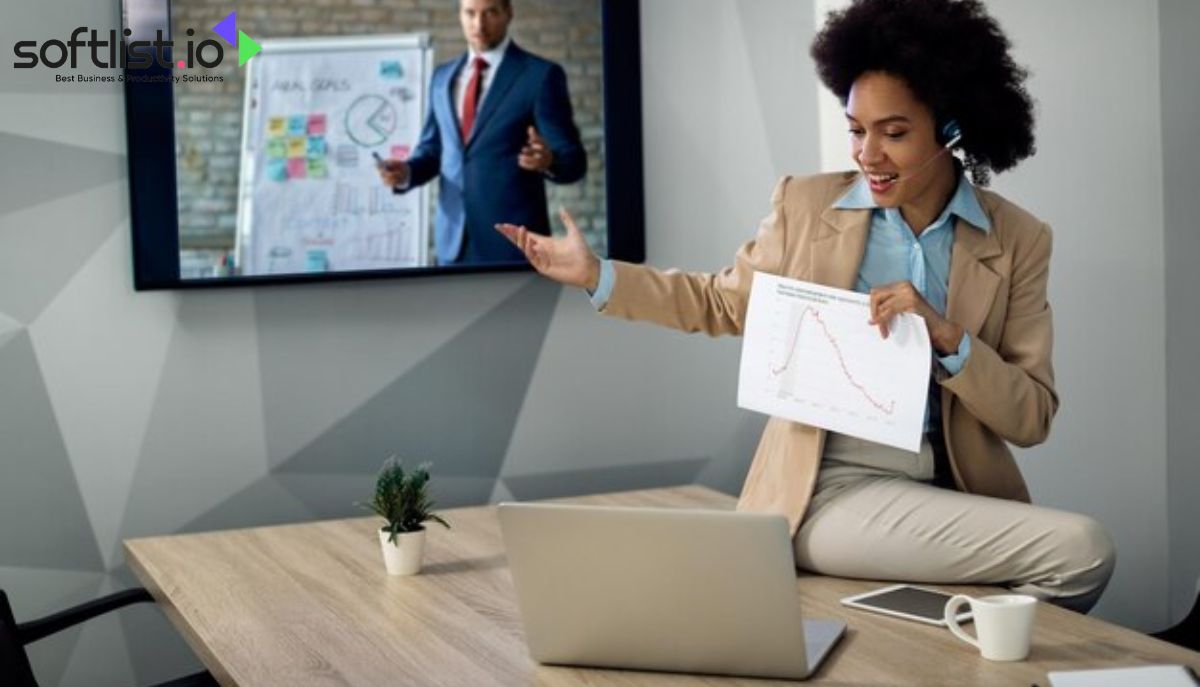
[125,485,1200,686]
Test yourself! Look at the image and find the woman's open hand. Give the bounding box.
[496,207,601,290]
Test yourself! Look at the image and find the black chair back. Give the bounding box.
[0,590,39,687]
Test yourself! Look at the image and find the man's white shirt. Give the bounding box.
[454,35,511,123]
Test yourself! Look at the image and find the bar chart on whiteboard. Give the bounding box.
[737,273,932,451]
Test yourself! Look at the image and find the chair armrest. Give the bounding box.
[18,588,154,645]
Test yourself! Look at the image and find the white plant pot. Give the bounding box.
[379,527,426,576]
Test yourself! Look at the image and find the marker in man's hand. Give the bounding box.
[372,151,385,169]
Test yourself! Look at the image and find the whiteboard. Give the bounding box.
[235,34,433,276]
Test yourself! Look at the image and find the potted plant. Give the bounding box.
[361,457,450,576]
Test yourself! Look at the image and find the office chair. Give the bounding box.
[1151,590,1200,652]
[1,587,218,687]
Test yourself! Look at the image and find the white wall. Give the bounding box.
[986,0,1168,631]
[1160,0,1200,625]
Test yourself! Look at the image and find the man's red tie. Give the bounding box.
[460,56,489,141]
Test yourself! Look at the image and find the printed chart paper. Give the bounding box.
[738,273,932,452]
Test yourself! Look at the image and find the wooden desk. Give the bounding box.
[126,485,1200,686]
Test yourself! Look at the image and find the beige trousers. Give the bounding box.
[792,433,1116,613]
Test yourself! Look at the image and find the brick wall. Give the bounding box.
[173,0,607,259]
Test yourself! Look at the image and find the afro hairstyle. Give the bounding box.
[811,0,1036,186]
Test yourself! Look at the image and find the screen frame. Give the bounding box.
[122,0,644,290]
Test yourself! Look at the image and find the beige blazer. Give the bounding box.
[602,172,1058,535]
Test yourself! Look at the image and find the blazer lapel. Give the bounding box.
[446,55,467,150]
[946,217,1002,337]
[815,181,1002,340]
[467,44,527,148]
[812,205,871,290]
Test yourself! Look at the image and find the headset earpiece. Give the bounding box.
[940,119,963,149]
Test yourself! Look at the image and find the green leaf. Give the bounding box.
[360,456,448,534]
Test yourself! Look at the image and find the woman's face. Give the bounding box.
[845,71,954,209]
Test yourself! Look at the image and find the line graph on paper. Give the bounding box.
[738,272,932,451]
[770,304,898,417]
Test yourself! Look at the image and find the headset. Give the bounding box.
[939,119,963,149]
[889,119,963,182]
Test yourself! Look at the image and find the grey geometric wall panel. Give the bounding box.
[0,179,127,323]
[278,278,562,496]
[117,291,267,556]
[0,567,107,622]
[275,473,506,517]
[0,331,104,571]
[0,93,127,155]
[177,474,317,534]
[0,0,120,94]
[503,457,712,501]
[255,274,531,469]
[0,132,126,217]
[693,411,769,495]
[29,227,178,571]
[501,292,753,482]
[181,473,505,532]
[0,313,19,349]
[275,474,381,519]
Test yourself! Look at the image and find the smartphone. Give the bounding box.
[840,584,971,626]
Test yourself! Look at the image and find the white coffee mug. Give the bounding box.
[943,594,1037,661]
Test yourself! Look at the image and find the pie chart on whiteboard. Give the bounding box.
[344,94,397,147]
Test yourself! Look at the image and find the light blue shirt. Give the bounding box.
[833,171,984,429]
[588,171,987,428]
[833,171,984,372]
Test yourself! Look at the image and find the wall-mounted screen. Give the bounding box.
[122,0,644,289]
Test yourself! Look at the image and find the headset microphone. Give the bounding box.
[891,120,962,182]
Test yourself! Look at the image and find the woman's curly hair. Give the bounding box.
[811,0,1035,186]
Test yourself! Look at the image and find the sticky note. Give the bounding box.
[307,157,328,178]
[305,249,328,272]
[287,137,306,157]
[267,117,286,136]
[379,60,404,80]
[288,115,307,136]
[266,137,286,158]
[391,144,411,161]
[287,157,307,179]
[307,136,327,157]
[267,158,287,182]
[307,113,327,136]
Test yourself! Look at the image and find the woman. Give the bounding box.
[497,0,1114,612]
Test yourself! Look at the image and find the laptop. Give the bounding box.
[497,502,846,681]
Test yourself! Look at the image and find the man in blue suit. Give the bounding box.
[379,0,587,265]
